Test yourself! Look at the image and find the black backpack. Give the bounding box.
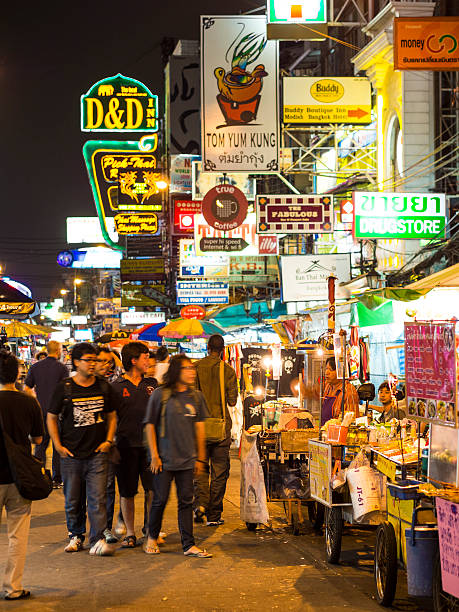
[0,408,52,501]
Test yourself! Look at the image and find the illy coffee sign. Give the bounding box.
[201,184,248,232]
[258,235,278,255]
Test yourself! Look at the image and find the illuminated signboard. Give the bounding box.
[172,199,202,235]
[266,0,327,40]
[179,239,229,278]
[67,217,118,244]
[257,194,333,234]
[121,281,167,308]
[353,191,446,240]
[120,258,165,281]
[81,74,158,132]
[176,281,229,305]
[114,213,158,235]
[57,247,122,269]
[121,311,166,325]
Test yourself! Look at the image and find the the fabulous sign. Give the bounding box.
[81,74,158,132]
[353,191,446,239]
[201,16,279,172]
[257,194,333,234]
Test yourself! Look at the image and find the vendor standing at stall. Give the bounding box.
[374,381,406,423]
[300,357,360,424]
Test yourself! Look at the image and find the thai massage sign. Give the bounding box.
[353,191,446,239]
[114,213,158,235]
[81,74,158,132]
[201,16,279,172]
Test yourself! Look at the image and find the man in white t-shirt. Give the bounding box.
[154,347,170,385]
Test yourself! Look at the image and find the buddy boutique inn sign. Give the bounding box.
[81,74,158,132]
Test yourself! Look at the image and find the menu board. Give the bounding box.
[405,322,457,427]
[436,498,459,599]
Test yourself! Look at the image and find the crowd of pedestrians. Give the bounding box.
[0,335,238,600]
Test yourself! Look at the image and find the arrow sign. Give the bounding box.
[347,108,369,119]
[141,286,176,309]
[199,237,249,252]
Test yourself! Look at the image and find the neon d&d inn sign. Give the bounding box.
[81,74,158,132]
[353,191,446,239]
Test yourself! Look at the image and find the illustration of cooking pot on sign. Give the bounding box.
[214,31,268,126]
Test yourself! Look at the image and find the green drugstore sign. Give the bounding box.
[81,74,158,133]
[353,191,446,240]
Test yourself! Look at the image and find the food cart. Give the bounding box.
[372,321,459,610]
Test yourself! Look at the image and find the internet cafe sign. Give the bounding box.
[201,16,279,172]
[353,191,446,240]
[81,74,158,132]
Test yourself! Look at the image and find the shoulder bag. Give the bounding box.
[204,361,227,444]
[0,407,52,501]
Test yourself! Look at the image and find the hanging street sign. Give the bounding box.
[199,237,249,253]
[257,194,333,234]
[201,16,279,172]
[201,185,248,231]
[266,0,328,40]
[120,258,165,281]
[176,281,229,305]
[172,199,202,235]
[353,191,446,239]
[81,74,158,132]
[179,239,229,277]
[114,213,158,235]
[180,305,207,320]
[283,77,372,124]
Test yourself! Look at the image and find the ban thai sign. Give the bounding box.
[283,77,371,124]
[405,322,457,426]
[394,17,459,71]
[257,194,333,234]
[280,254,351,302]
[201,16,279,172]
[353,191,446,240]
[114,213,158,235]
[81,74,158,132]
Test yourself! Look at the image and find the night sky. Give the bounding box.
[1,0,258,300]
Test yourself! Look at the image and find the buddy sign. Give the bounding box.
[353,191,446,240]
[81,74,158,132]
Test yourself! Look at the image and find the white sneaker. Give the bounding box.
[65,536,83,553]
[89,538,115,556]
[114,518,126,536]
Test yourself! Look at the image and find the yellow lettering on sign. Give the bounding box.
[104,98,125,129]
[146,118,156,128]
[377,455,396,481]
[125,99,143,129]
[85,98,104,129]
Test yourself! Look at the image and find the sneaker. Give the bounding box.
[206,519,224,526]
[52,481,63,489]
[89,539,115,556]
[104,529,118,544]
[114,518,126,536]
[65,536,83,553]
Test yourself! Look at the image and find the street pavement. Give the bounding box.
[0,455,432,611]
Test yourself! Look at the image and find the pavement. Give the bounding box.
[0,455,432,611]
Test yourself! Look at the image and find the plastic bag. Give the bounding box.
[240,431,269,525]
[348,449,370,471]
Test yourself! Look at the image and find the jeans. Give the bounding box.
[34,416,61,482]
[194,437,231,522]
[61,453,108,546]
[106,460,116,531]
[0,484,32,598]
[149,469,194,552]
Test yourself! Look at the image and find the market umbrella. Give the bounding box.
[209,300,287,330]
[96,330,130,343]
[4,321,57,338]
[159,318,226,339]
[0,279,37,320]
[130,322,166,343]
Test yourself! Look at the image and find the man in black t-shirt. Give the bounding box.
[47,343,118,556]
[0,350,44,600]
[111,342,156,548]
[24,340,68,487]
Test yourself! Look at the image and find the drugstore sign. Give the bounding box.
[81,74,158,132]
[353,191,446,240]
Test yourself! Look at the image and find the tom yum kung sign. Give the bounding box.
[81,74,158,133]
[353,191,446,240]
[201,16,279,172]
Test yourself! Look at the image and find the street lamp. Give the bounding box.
[367,268,381,290]
[60,289,68,296]
[73,278,83,310]
[155,179,168,190]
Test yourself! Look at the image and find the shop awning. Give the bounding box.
[405,262,459,290]
[210,300,287,330]
[0,280,37,320]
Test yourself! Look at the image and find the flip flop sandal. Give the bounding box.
[121,535,137,548]
[184,549,213,558]
[5,590,31,601]
[144,544,160,555]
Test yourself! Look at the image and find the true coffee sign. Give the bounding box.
[202,184,248,231]
[81,74,158,133]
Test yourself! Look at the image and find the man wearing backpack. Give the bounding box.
[47,343,118,556]
[194,335,238,526]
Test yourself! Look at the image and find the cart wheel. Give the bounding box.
[374,521,398,607]
[307,501,325,531]
[325,507,343,564]
[246,522,257,531]
[433,552,458,612]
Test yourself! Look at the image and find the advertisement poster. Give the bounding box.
[176,281,229,305]
[179,239,229,277]
[170,155,199,193]
[121,281,166,308]
[405,322,457,425]
[280,254,351,302]
[201,16,279,172]
[120,258,165,281]
[394,17,459,71]
[192,161,255,200]
[172,198,202,235]
[436,498,459,598]
[257,194,333,234]
[309,441,331,505]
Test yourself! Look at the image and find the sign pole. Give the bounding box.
[327,275,336,333]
